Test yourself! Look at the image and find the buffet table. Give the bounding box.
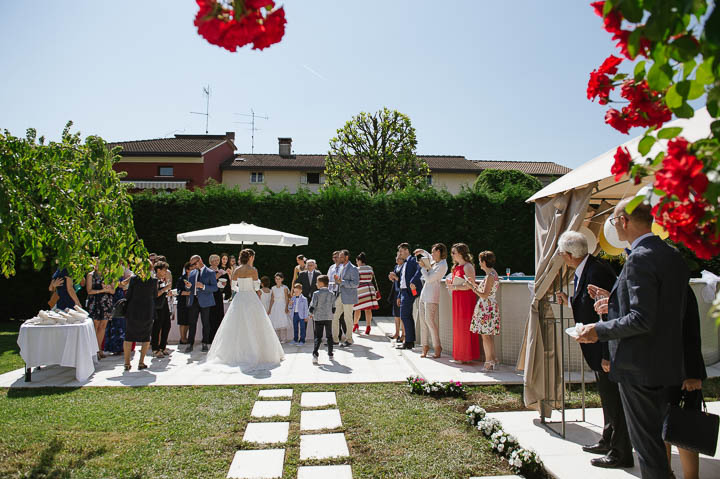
[17,318,98,382]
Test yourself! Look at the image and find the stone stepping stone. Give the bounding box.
[300,392,337,408]
[300,409,343,431]
[227,448,285,478]
[258,389,293,399]
[251,400,291,418]
[299,432,349,460]
[297,465,353,479]
[243,422,290,444]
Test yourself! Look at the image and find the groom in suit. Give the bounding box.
[578,199,689,479]
[389,243,423,349]
[186,254,219,352]
[298,259,320,301]
[556,231,632,469]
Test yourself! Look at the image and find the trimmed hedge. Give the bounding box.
[0,184,537,320]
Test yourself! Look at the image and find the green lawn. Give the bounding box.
[0,320,23,375]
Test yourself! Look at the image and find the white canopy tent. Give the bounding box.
[518,108,713,418]
[176,222,309,247]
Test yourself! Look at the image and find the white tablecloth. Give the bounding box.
[17,319,98,381]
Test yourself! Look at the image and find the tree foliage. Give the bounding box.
[325,107,430,194]
[473,169,543,195]
[0,123,148,281]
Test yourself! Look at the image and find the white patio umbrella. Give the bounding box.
[176,221,308,247]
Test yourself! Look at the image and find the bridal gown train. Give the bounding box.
[205,277,284,371]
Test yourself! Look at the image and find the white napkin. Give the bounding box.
[699,270,720,303]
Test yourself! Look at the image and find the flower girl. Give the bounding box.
[268,272,292,342]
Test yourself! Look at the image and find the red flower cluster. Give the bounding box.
[611,146,632,181]
[654,137,708,201]
[195,0,286,52]
[653,200,720,259]
[587,55,623,104]
[591,1,649,59]
[604,80,671,134]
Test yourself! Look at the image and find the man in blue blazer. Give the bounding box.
[578,199,689,479]
[333,249,359,347]
[389,243,423,349]
[185,254,219,352]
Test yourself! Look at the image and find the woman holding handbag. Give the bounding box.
[414,244,448,358]
[353,252,379,334]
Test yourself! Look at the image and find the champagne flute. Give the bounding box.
[595,293,608,320]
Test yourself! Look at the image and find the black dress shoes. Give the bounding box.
[582,442,610,454]
[401,342,415,349]
[590,455,634,469]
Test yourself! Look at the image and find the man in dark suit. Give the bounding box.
[578,199,689,479]
[186,254,219,353]
[298,259,320,301]
[556,230,632,469]
[388,243,423,349]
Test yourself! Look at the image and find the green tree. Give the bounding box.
[0,123,148,281]
[473,169,542,195]
[325,107,430,194]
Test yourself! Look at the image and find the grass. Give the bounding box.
[0,320,23,375]
[0,384,513,479]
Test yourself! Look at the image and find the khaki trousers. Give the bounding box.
[418,300,440,350]
[333,295,354,344]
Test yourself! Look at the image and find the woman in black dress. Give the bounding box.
[209,254,228,343]
[151,262,173,358]
[123,270,157,371]
[86,261,116,359]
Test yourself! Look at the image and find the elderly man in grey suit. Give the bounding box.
[333,249,359,347]
[577,198,689,479]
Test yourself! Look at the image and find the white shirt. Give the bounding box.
[399,261,408,289]
[630,232,655,251]
[573,255,589,299]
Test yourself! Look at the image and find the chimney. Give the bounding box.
[225,131,235,140]
[278,137,292,157]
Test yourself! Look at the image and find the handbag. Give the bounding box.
[662,393,719,456]
[111,298,128,318]
[372,274,382,300]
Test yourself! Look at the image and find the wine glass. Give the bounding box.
[594,293,608,320]
[505,267,511,278]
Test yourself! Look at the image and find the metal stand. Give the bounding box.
[539,270,586,438]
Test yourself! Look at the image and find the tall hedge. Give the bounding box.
[0,184,537,320]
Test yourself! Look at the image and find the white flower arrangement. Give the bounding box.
[476,417,501,437]
[465,404,487,426]
[508,447,544,476]
[490,429,519,457]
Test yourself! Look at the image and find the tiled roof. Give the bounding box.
[472,160,571,176]
[109,135,233,157]
[223,154,481,173]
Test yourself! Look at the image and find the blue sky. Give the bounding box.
[0,1,633,169]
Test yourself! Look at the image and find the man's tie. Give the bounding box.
[194,269,199,296]
[573,273,578,300]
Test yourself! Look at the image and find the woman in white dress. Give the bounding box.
[268,272,292,343]
[258,276,272,314]
[205,249,284,371]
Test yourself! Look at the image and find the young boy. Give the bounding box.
[289,283,309,345]
[309,275,336,364]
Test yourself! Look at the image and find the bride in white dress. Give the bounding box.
[205,249,284,371]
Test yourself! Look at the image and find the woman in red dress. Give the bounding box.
[446,243,480,362]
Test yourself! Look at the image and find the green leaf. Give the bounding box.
[652,43,667,64]
[682,59,697,80]
[625,195,646,215]
[676,79,705,100]
[638,135,656,156]
[647,62,673,90]
[657,127,683,139]
[666,83,684,108]
[612,73,629,82]
[619,0,644,23]
[711,120,720,139]
[628,29,643,59]
[603,0,615,17]
[708,85,720,117]
[671,102,695,118]
[704,4,720,46]
[634,60,647,81]
[696,57,716,85]
[669,35,701,63]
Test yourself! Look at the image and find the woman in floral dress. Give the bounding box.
[86,261,116,359]
[469,251,501,371]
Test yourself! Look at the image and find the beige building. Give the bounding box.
[222,138,571,194]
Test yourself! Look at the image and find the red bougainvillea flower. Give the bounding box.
[587,55,623,103]
[246,0,275,8]
[653,200,720,259]
[620,80,672,129]
[252,7,286,50]
[591,2,623,34]
[195,0,285,52]
[611,146,632,181]
[605,108,631,134]
[654,137,709,201]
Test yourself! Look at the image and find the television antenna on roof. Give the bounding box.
[190,85,211,134]
[234,109,269,153]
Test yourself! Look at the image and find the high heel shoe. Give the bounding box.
[124,363,131,371]
[433,347,442,359]
[353,323,359,333]
[481,360,497,372]
[420,346,429,358]
[365,325,371,335]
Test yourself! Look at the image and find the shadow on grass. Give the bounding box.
[24,437,112,479]
[6,387,82,399]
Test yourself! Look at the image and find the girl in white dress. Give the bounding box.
[258,276,272,314]
[205,249,284,371]
[268,272,292,343]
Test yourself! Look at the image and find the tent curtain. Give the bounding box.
[517,183,595,417]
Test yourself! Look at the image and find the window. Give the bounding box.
[306,172,320,184]
[158,166,174,177]
[426,175,433,185]
[250,172,264,184]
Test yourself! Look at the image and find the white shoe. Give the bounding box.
[312,355,319,365]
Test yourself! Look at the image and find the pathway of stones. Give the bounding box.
[227,389,352,478]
